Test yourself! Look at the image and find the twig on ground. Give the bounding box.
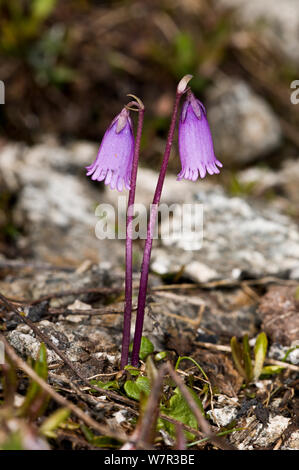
[264,358,299,373]
[87,372,120,379]
[151,303,205,328]
[151,277,298,291]
[196,340,299,372]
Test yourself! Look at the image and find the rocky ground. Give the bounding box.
[0,137,298,450]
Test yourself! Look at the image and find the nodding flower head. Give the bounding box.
[177,91,222,181]
[86,108,134,191]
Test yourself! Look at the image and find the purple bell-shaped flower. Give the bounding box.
[86,108,134,191]
[177,91,222,181]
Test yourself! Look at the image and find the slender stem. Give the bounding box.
[131,92,182,366]
[121,106,145,368]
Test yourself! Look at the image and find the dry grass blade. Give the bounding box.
[0,334,127,443]
[0,292,137,408]
[151,277,298,291]
[135,364,167,448]
[196,340,299,372]
[175,422,186,450]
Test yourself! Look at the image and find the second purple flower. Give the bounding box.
[86,107,134,192]
[177,91,222,181]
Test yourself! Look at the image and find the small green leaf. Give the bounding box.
[90,379,119,392]
[160,387,204,440]
[136,376,151,396]
[40,408,70,438]
[35,342,48,380]
[124,365,140,376]
[253,332,268,381]
[139,337,155,361]
[260,365,285,376]
[154,351,167,361]
[229,174,256,197]
[124,380,141,400]
[81,425,120,448]
[124,376,151,401]
[91,436,121,448]
[18,342,48,417]
[80,424,94,442]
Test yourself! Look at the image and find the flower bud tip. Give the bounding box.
[127,94,144,110]
[177,74,193,94]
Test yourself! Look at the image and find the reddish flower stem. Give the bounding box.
[131,92,182,366]
[121,105,145,368]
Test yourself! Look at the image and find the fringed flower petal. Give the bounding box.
[177,92,222,182]
[86,108,134,192]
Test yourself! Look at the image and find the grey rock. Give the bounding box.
[141,287,259,346]
[282,431,299,450]
[156,186,299,280]
[230,414,290,449]
[217,0,299,63]
[1,140,299,282]
[0,138,123,267]
[238,159,299,221]
[251,415,290,447]
[7,316,119,365]
[0,140,215,268]
[207,395,239,427]
[1,264,110,304]
[107,167,207,208]
[207,78,281,164]
[8,328,61,364]
[1,263,124,366]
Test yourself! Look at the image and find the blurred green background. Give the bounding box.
[0,0,298,163]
